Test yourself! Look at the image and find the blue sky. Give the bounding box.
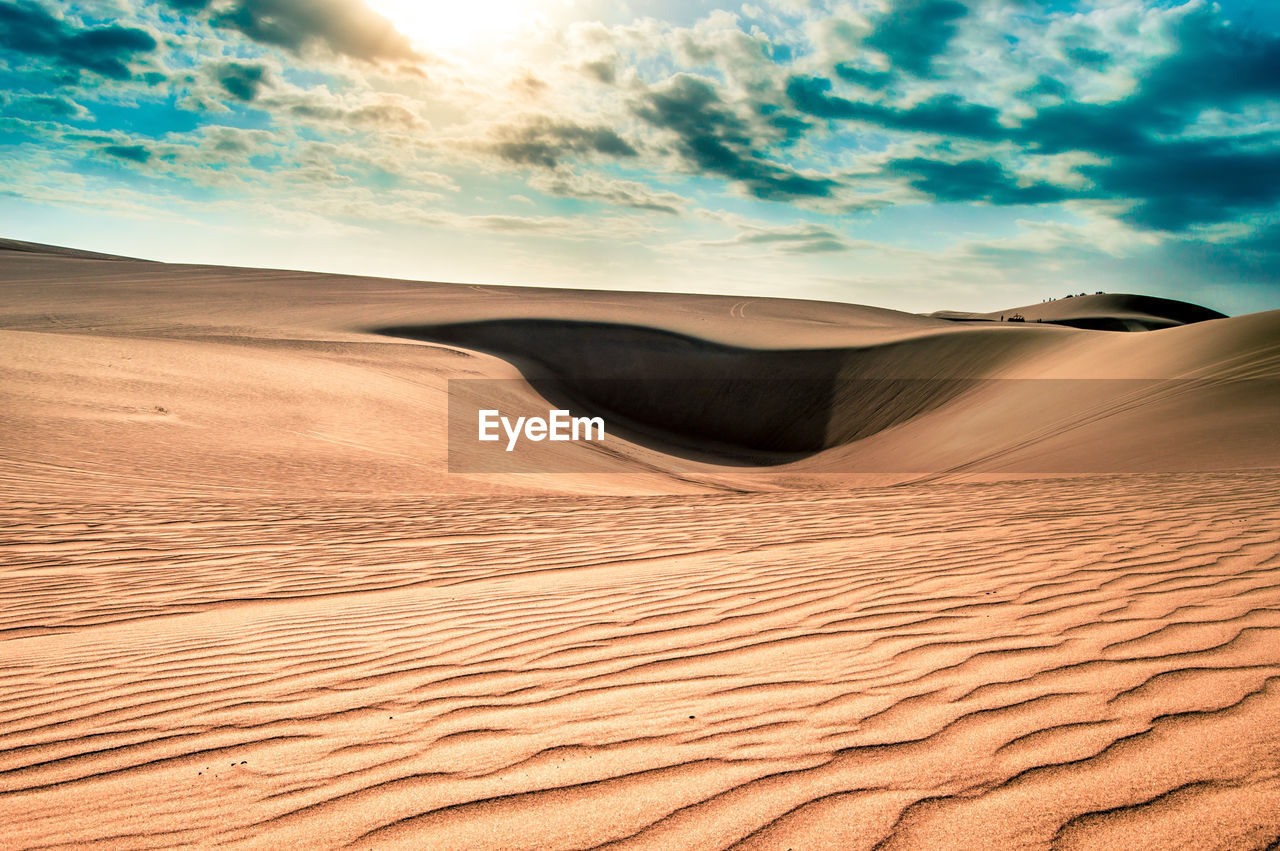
[2,0,1278,314]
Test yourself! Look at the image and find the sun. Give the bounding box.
[364,0,545,55]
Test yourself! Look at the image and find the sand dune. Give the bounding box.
[931,293,1229,332]
[2,239,1278,848]
[389,314,1277,472]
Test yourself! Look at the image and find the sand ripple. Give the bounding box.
[3,472,1278,848]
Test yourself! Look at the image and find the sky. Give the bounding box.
[1,0,1278,315]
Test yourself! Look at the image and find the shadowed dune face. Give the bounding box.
[377,320,1044,461]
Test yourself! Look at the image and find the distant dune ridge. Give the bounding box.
[930,292,1229,331]
[2,238,1279,849]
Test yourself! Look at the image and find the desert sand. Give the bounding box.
[2,238,1278,849]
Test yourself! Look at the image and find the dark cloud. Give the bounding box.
[0,1,156,80]
[1024,75,1069,100]
[10,94,86,118]
[1013,26,1278,158]
[1063,45,1110,70]
[1014,10,1280,228]
[781,5,1280,230]
[166,0,417,62]
[1016,103,1157,157]
[883,138,1280,230]
[757,103,809,145]
[785,75,871,119]
[832,63,893,90]
[101,143,152,163]
[215,61,268,101]
[1082,141,1280,231]
[634,75,835,200]
[887,157,1072,205]
[880,132,1280,229]
[1012,8,1280,158]
[1135,6,1280,113]
[645,4,1280,225]
[863,0,968,78]
[787,76,1002,139]
[490,118,637,169]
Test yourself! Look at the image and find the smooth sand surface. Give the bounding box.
[2,240,1278,848]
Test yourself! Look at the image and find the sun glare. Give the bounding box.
[365,0,545,54]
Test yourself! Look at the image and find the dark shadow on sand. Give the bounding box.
[375,319,985,465]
